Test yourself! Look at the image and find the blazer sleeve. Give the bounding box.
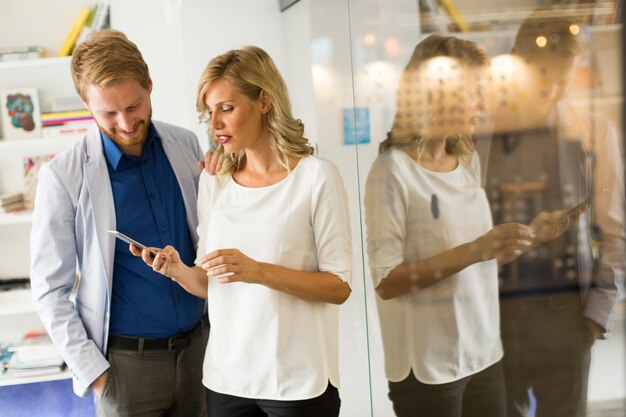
[30,163,109,397]
[584,121,625,333]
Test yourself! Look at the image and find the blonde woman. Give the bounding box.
[134,46,352,417]
[364,35,535,416]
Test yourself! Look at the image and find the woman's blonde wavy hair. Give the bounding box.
[196,46,313,175]
[379,34,488,165]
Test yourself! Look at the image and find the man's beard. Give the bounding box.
[98,110,152,149]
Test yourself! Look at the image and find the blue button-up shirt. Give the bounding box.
[103,123,204,338]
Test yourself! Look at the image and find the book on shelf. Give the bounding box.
[42,122,92,138]
[419,0,449,33]
[41,109,93,137]
[0,45,44,55]
[75,3,112,47]
[437,0,469,32]
[50,96,85,113]
[2,331,65,378]
[92,2,111,31]
[58,7,92,56]
[0,201,26,214]
[41,109,92,124]
[0,46,46,62]
[0,192,23,206]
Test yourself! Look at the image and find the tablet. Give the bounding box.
[108,230,158,256]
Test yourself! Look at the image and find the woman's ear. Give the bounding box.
[260,90,273,114]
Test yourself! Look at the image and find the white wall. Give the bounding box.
[110,0,189,130]
[0,0,94,55]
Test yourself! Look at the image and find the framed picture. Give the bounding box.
[23,153,55,209]
[0,87,42,140]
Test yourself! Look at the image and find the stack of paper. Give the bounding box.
[3,331,65,378]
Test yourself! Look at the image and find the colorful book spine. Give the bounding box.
[58,7,91,56]
[42,117,93,127]
[42,124,91,138]
[41,110,91,120]
[437,0,469,32]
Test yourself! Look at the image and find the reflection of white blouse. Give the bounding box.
[195,155,352,400]
[364,149,502,384]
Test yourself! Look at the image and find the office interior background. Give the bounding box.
[0,0,624,416]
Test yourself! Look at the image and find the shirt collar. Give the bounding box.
[101,122,158,170]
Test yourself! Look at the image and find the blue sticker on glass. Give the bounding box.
[343,107,371,145]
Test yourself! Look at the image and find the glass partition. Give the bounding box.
[310,1,624,416]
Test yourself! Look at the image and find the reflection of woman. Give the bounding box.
[364,34,535,416]
[136,46,352,417]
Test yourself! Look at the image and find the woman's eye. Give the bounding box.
[223,106,233,113]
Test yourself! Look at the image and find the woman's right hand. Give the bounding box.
[197,149,224,175]
[529,210,570,244]
[129,244,183,280]
[472,223,536,264]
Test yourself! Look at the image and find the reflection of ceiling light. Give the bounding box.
[384,37,400,57]
[311,64,335,95]
[569,24,580,35]
[422,57,457,78]
[490,54,518,76]
[364,33,377,46]
[536,36,547,48]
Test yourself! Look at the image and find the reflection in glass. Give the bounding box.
[364,34,535,417]
[485,7,625,417]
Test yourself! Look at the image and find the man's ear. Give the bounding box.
[147,77,153,94]
[260,90,273,114]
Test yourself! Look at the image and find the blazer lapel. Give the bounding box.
[83,127,116,289]
[156,125,200,244]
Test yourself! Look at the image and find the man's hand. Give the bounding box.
[197,149,224,176]
[586,319,604,340]
[91,370,109,396]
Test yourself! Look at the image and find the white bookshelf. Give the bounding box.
[0,57,80,387]
[0,211,33,226]
[0,288,35,316]
[0,370,72,387]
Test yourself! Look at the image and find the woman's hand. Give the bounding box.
[129,244,183,280]
[197,149,224,175]
[472,223,536,264]
[200,249,265,284]
[129,244,208,299]
[529,210,569,244]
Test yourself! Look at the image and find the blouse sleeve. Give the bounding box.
[364,154,408,288]
[310,159,353,285]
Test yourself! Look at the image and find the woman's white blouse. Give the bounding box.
[364,149,502,384]
[196,155,352,400]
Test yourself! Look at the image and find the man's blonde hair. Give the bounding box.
[513,6,588,63]
[196,46,313,175]
[71,29,150,102]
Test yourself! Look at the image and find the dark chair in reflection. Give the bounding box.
[485,7,625,417]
